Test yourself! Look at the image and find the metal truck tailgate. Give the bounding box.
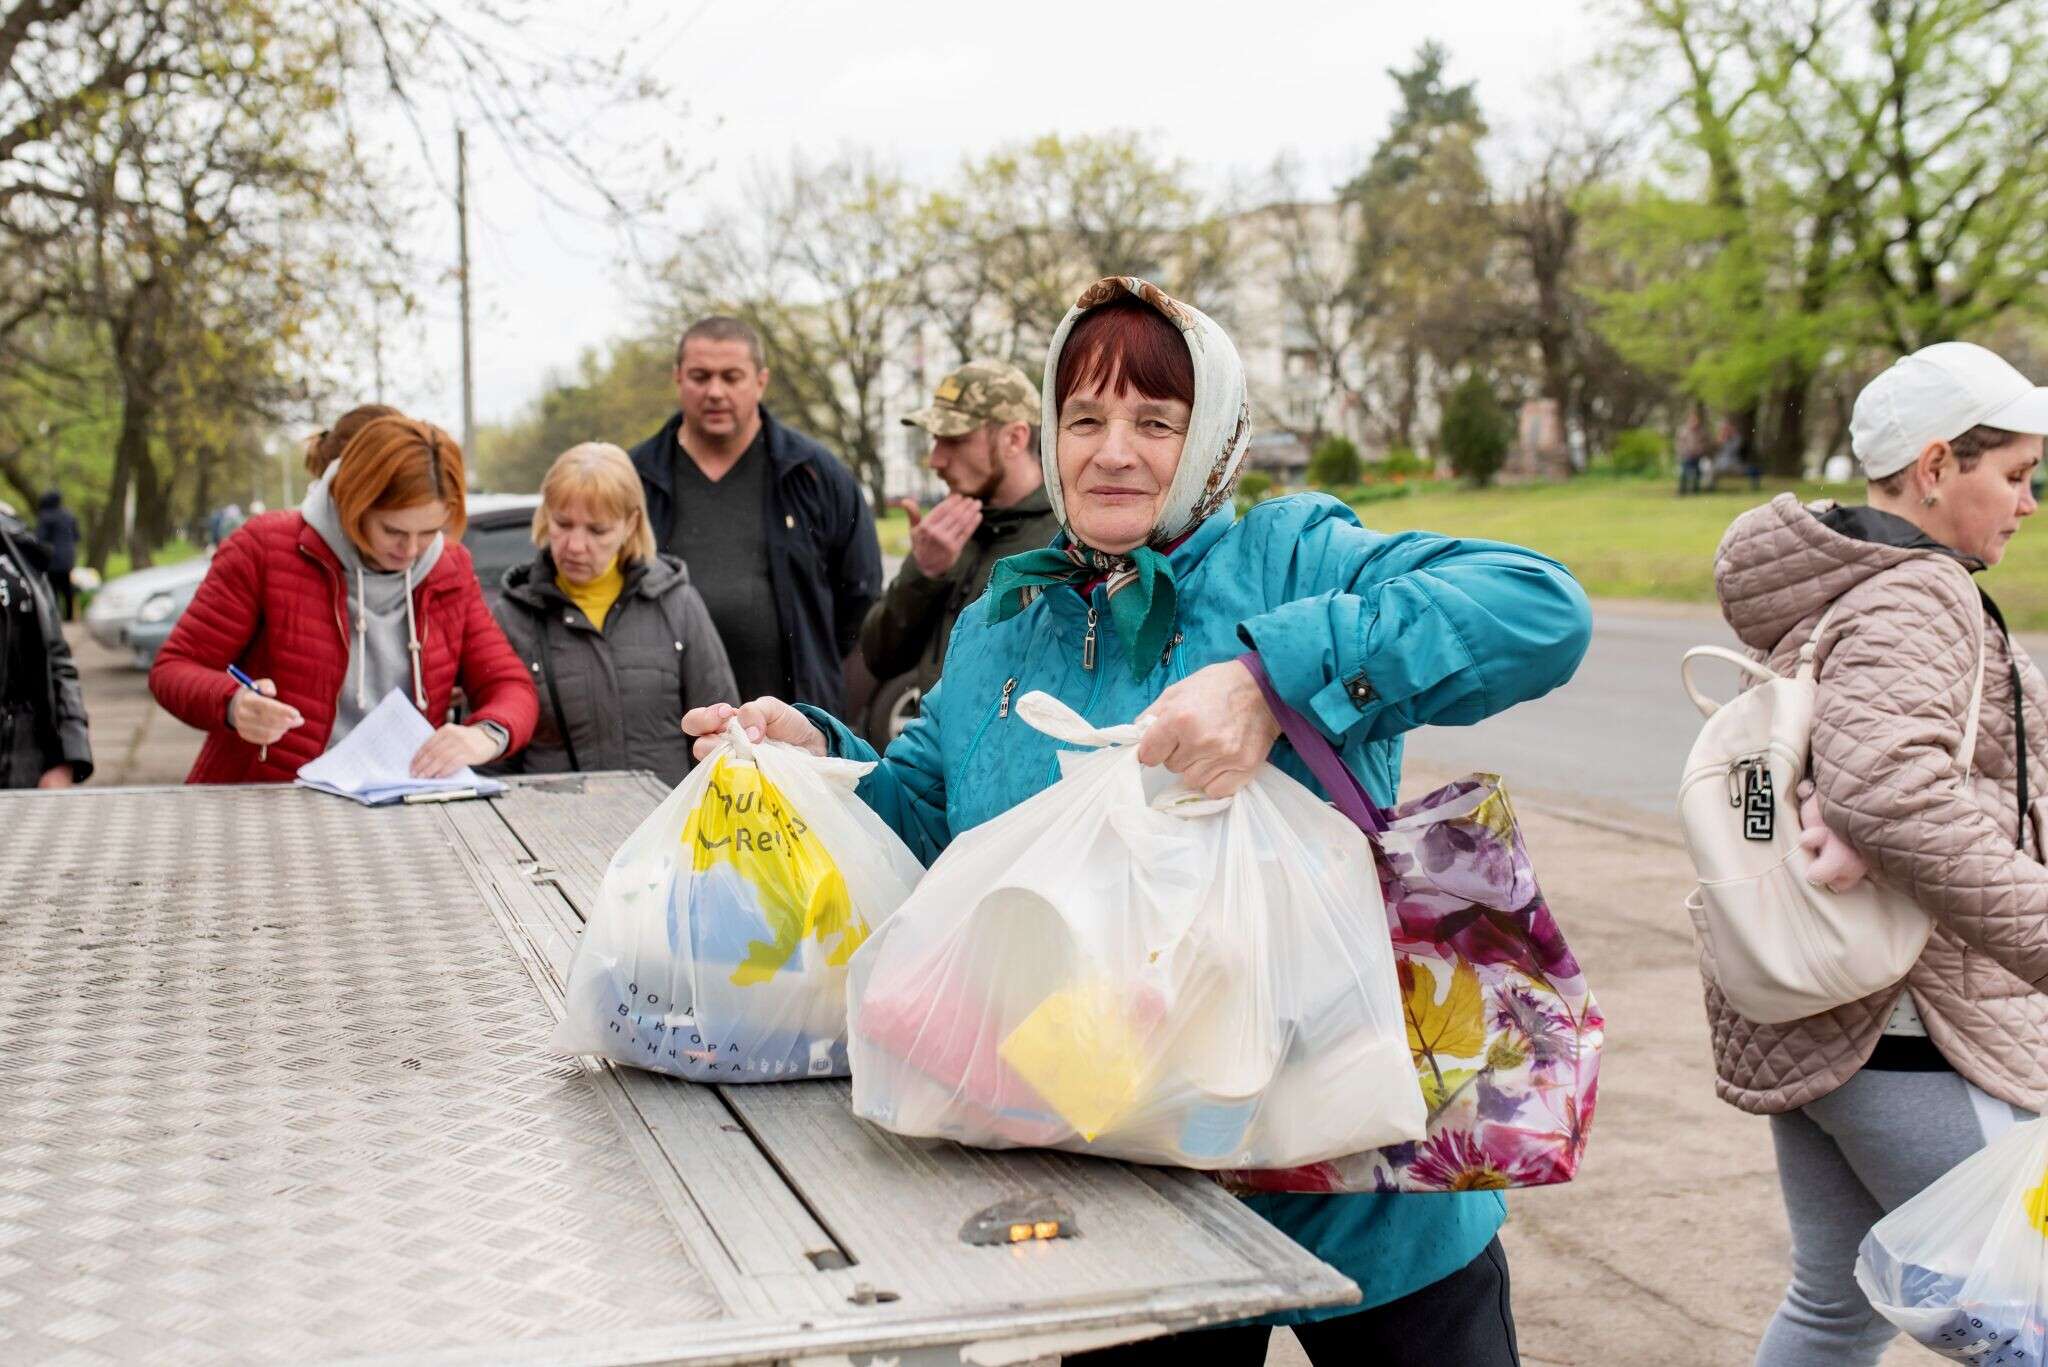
[0,777,1356,1364]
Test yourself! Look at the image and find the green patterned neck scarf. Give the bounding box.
[986,541,1176,677]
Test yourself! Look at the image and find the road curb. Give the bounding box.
[1402,759,1688,850]
[1510,794,1688,849]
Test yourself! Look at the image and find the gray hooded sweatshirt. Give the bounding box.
[300,468,445,746]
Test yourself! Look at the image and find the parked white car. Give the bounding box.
[85,555,214,658]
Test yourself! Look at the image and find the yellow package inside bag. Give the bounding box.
[999,980,1160,1140]
[2028,1163,2048,1239]
[680,756,870,987]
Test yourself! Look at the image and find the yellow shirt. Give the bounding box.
[557,558,624,631]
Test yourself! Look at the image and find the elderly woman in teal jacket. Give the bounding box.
[686,277,1590,1366]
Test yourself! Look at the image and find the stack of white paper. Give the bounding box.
[295,688,506,806]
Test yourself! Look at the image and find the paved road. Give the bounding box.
[1401,602,1738,829]
[1404,601,2048,829]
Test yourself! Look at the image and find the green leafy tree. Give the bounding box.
[912,132,1229,368]
[475,336,678,494]
[1307,436,1363,487]
[1596,0,2048,476]
[0,0,691,567]
[1342,43,1502,449]
[1440,374,1512,487]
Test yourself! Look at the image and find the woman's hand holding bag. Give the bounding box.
[1136,660,1282,798]
[684,698,827,760]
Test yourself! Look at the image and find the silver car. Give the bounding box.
[85,555,213,660]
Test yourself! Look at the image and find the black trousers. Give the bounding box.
[43,568,73,621]
[1066,1237,1518,1367]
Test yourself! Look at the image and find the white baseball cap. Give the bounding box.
[1851,342,2048,479]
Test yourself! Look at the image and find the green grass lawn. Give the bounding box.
[876,505,909,559]
[1340,477,2048,629]
[100,537,205,582]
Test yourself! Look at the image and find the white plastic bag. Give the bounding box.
[551,721,924,1082]
[1856,1115,2048,1363]
[845,692,1424,1167]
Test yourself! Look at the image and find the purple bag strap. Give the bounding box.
[1238,652,1390,835]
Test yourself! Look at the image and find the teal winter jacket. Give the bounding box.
[801,492,1592,1318]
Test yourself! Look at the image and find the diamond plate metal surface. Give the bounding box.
[0,787,721,1365]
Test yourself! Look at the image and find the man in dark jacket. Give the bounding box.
[630,316,881,718]
[859,361,1059,729]
[0,514,91,786]
[34,489,79,621]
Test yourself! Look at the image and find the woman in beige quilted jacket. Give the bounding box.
[1710,342,2048,1365]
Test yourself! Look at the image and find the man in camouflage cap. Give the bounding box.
[857,360,1059,736]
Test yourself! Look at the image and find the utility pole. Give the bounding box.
[371,291,386,406]
[456,125,475,459]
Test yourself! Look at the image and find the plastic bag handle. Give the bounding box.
[720,716,757,763]
[1013,690,1145,749]
[1237,653,1388,835]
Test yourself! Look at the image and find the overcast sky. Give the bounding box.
[389,0,1612,435]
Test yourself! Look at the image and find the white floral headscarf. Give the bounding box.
[1039,276,1253,545]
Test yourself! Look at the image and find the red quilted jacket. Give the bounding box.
[150,511,539,784]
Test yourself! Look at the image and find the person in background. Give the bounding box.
[1717,417,1763,491]
[491,442,738,787]
[1707,342,2048,1364]
[686,277,1593,1367]
[34,490,79,620]
[0,513,90,787]
[859,360,1060,726]
[1676,406,1710,497]
[627,316,881,717]
[150,411,537,783]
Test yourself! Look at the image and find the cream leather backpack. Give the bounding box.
[1677,585,1985,1024]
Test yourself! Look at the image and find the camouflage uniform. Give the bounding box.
[859,361,1060,728]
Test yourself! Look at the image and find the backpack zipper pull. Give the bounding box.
[1727,757,1750,809]
[1082,606,1099,672]
[998,677,1018,718]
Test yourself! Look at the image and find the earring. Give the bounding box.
[1923,494,1940,507]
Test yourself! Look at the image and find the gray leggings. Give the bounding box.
[1756,1067,2033,1366]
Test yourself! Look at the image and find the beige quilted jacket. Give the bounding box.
[1706,493,2048,1114]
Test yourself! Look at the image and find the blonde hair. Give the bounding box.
[534,442,657,564]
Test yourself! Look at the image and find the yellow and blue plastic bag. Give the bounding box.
[552,722,923,1082]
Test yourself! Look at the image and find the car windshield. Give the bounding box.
[463,519,534,590]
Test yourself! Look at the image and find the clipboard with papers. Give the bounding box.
[294,688,506,806]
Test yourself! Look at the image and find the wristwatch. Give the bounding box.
[475,720,510,759]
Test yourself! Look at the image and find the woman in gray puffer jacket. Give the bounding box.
[1710,343,2048,1366]
[493,443,737,787]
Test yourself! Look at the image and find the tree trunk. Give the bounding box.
[1763,371,1812,479]
[89,390,156,570]
[1392,341,1420,450]
[131,433,168,562]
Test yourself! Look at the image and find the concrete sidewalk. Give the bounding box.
[63,631,1925,1365]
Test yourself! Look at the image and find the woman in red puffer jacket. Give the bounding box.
[151,409,537,783]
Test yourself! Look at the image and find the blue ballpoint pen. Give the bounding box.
[225,665,269,762]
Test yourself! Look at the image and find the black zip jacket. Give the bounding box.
[629,406,881,718]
